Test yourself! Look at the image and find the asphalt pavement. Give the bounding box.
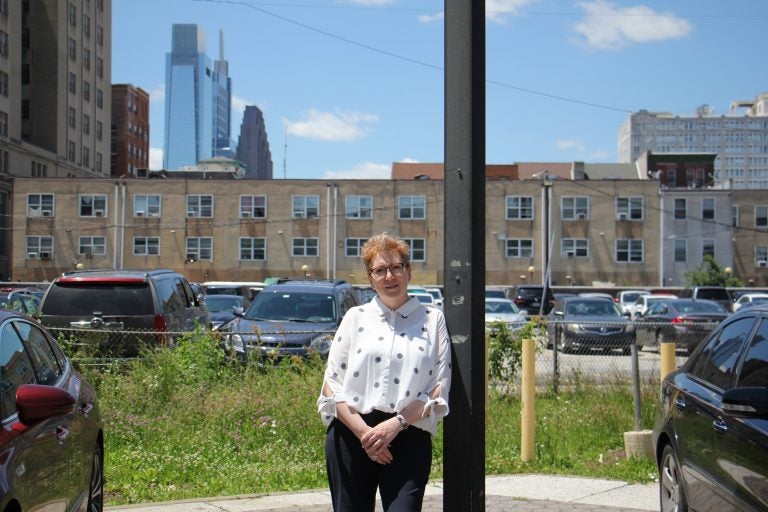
[106,474,659,512]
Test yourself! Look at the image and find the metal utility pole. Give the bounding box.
[443,0,486,510]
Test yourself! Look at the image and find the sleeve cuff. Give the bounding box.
[317,394,336,426]
[422,397,449,420]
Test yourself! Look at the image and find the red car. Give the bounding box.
[0,311,103,511]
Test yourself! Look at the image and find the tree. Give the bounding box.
[684,255,743,287]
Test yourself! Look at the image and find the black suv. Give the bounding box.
[39,269,207,355]
[218,278,359,360]
[509,285,555,315]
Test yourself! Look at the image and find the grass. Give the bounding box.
[74,331,658,506]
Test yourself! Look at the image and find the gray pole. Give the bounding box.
[443,0,486,510]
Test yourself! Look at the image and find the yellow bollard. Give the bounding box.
[520,337,535,462]
[659,342,676,379]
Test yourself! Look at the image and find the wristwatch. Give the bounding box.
[395,414,409,431]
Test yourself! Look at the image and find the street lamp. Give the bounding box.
[301,264,310,277]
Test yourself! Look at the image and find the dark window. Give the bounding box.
[42,283,154,316]
[737,319,768,387]
[692,317,755,390]
[0,322,33,418]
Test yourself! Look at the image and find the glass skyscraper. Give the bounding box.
[163,24,232,170]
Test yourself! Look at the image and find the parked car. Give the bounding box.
[653,305,768,512]
[0,289,41,316]
[0,311,103,512]
[614,290,650,314]
[509,285,555,315]
[425,287,444,308]
[731,292,768,313]
[484,297,527,333]
[485,287,508,300]
[678,285,731,310]
[547,296,634,354]
[635,298,729,353]
[410,291,439,309]
[39,269,208,355]
[218,278,359,360]
[630,293,678,320]
[578,292,614,302]
[354,286,378,304]
[205,294,244,330]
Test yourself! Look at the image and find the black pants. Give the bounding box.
[325,410,432,512]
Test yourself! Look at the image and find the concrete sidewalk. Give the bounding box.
[106,474,659,512]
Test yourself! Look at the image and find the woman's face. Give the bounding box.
[368,250,411,308]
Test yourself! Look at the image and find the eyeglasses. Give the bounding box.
[369,263,407,279]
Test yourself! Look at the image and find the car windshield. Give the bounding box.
[205,295,243,312]
[622,292,645,303]
[565,300,621,317]
[485,301,518,314]
[245,292,336,322]
[485,289,506,298]
[697,289,729,301]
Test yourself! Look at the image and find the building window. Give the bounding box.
[0,0,7,17]
[186,195,214,217]
[292,237,319,257]
[96,57,103,79]
[701,198,715,220]
[0,110,7,137]
[27,194,54,217]
[402,238,426,261]
[674,240,687,262]
[398,196,426,220]
[239,238,266,261]
[79,194,106,217]
[755,206,768,228]
[561,239,589,258]
[732,206,740,227]
[68,38,76,60]
[345,238,367,257]
[345,195,373,219]
[82,146,89,167]
[616,196,643,220]
[67,140,76,161]
[186,237,213,261]
[702,239,715,258]
[0,30,7,57]
[673,198,686,219]
[505,239,534,259]
[83,47,90,70]
[616,239,643,263]
[505,196,534,220]
[239,195,266,218]
[96,25,103,47]
[82,80,90,102]
[292,195,319,218]
[134,195,161,217]
[0,71,7,97]
[26,236,53,259]
[69,72,77,94]
[78,236,106,256]
[96,121,102,140]
[133,237,160,256]
[82,113,90,135]
[68,107,76,128]
[83,14,91,38]
[96,89,103,109]
[561,196,589,220]
[95,153,102,173]
[756,247,768,267]
[68,3,77,25]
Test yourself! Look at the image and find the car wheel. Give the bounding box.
[659,444,688,512]
[87,443,104,512]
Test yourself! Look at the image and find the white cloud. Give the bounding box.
[573,0,692,50]
[418,12,444,24]
[284,109,379,142]
[556,139,587,153]
[398,157,421,164]
[146,84,165,103]
[323,162,391,180]
[486,0,539,24]
[149,147,164,170]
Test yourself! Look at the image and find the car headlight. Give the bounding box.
[309,333,334,356]
[565,323,582,333]
[226,333,244,353]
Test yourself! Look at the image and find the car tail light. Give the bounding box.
[671,316,689,324]
[154,314,169,346]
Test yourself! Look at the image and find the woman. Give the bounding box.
[318,233,451,512]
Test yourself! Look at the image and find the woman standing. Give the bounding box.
[318,233,452,512]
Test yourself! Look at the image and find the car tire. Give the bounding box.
[659,444,688,512]
[87,442,104,512]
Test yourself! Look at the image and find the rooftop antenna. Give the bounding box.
[282,127,288,179]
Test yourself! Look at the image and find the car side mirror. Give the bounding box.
[722,387,768,417]
[15,384,76,426]
[233,306,245,318]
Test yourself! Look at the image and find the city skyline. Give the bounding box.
[112,0,768,180]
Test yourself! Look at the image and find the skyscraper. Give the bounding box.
[236,106,273,179]
[163,24,233,170]
[212,31,235,158]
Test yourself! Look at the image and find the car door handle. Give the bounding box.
[713,419,728,435]
[56,426,71,442]
[674,397,686,411]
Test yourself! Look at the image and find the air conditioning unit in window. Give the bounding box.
[294,212,306,219]
[39,252,51,260]
[565,251,575,258]
[576,213,587,220]
[758,260,768,268]
[617,213,628,220]
[27,252,38,259]
[135,210,145,217]
[94,210,104,217]
[187,210,196,217]
[241,211,253,218]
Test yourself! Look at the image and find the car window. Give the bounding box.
[155,278,184,313]
[737,319,768,388]
[697,288,730,301]
[0,322,35,419]
[43,282,154,316]
[14,321,61,385]
[691,316,756,390]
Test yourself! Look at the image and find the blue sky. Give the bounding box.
[112,0,768,179]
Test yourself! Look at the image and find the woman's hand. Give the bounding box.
[361,417,401,464]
